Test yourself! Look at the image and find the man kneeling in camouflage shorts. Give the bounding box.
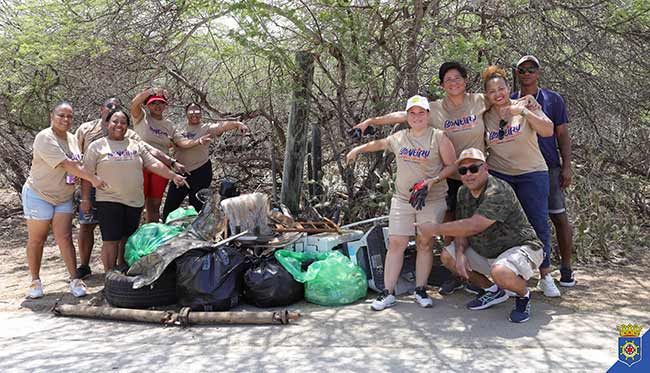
[418,148,543,323]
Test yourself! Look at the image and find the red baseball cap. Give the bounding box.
[146,95,168,105]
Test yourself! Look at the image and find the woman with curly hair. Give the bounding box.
[480,65,559,298]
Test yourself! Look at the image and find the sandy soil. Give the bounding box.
[1,188,648,318]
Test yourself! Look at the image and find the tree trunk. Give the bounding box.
[405,0,425,96]
[281,51,315,214]
[310,118,323,200]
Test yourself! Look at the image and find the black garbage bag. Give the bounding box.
[175,245,250,311]
[244,256,304,307]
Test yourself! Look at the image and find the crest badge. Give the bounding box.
[617,324,643,367]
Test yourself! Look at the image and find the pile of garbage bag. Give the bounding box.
[106,189,370,310]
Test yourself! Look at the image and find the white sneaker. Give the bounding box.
[414,287,433,308]
[70,278,87,298]
[371,289,396,311]
[537,274,561,297]
[28,279,44,299]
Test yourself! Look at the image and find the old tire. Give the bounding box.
[104,265,177,309]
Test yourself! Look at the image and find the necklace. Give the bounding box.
[517,88,541,102]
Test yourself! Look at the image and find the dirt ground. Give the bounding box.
[1,188,648,318]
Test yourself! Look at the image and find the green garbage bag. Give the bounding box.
[274,250,367,306]
[124,223,184,266]
[165,206,198,226]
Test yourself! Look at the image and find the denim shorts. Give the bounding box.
[77,188,98,224]
[22,184,73,220]
[548,167,567,215]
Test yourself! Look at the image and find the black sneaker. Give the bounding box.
[509,294,532,323]
[438,277,465,295]
[464,283,485,296]
[74,265,92,280]
[559,267,576,287]
[414,286,433,308]
[466,288,508,310]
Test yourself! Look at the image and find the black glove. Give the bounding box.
[409,180,428,211]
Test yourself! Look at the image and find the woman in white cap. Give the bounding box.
[130,87,180,223]
[346,95,457,311]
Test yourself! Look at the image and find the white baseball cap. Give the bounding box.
[456,147,486,165]
[405,95,430,111]
[516,55,541,68]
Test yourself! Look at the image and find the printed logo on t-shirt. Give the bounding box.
[398,147,430,162]
[107,149,139,160]
[68,153,82,161]
[487,122,522,144]
[149,125,169,138]
[181,132,196,139]
[444,115,477,132]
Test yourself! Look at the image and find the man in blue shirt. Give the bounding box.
[512,55,576,294]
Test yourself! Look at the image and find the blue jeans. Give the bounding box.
[489,170,552,269]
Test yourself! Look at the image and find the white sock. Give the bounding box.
[520,289,530,298]
[485,284,498,292]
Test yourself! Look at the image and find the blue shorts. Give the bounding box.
[77,188,98,224]
[22,184,73,220]
[548,167,567,215]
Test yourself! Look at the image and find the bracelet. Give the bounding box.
[170,159,177,166]
[79,199,88,202]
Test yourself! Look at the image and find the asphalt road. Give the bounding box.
[0,291,639,373]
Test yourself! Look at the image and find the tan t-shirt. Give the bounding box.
[77,119,156,155]
[484,100,549,175]
[26,127,81,205]
[429,93,488,180]
[133,110,175,154]
[76,119,104,154]
[386,127,449,203]
[172,122,214,172]
[84,138,158,207]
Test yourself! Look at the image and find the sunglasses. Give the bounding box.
[498,119,508,140]
[105,103,121,110]
[458,163,483,175]
[187,110,202,115]
[517,66,539,74]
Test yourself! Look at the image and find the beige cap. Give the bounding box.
[516,55,540,68]
[456,147,486,165]
[405,95,430,111]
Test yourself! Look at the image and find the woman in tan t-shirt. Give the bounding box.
[347,95,457,311]
[22,101,107,299]
[481,65,558,296]
[130,87,177,223]
[82,110,188,271]
[161,102,249,222]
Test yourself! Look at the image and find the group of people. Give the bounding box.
[348,55,574,323]
[22,88,249,299]
[21,53,574,323]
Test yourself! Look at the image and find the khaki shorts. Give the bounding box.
[444,242,543,280]
[388,197,446,236]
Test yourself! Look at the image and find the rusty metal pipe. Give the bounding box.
[52,304,300,326]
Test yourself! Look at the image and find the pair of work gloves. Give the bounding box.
[408,180,428,211]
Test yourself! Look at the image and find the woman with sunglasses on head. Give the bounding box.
[82,110,188,271]
[22,101,108,299]
[161,103,250,222]
[131,86,178,223]
[481,65,559,297]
